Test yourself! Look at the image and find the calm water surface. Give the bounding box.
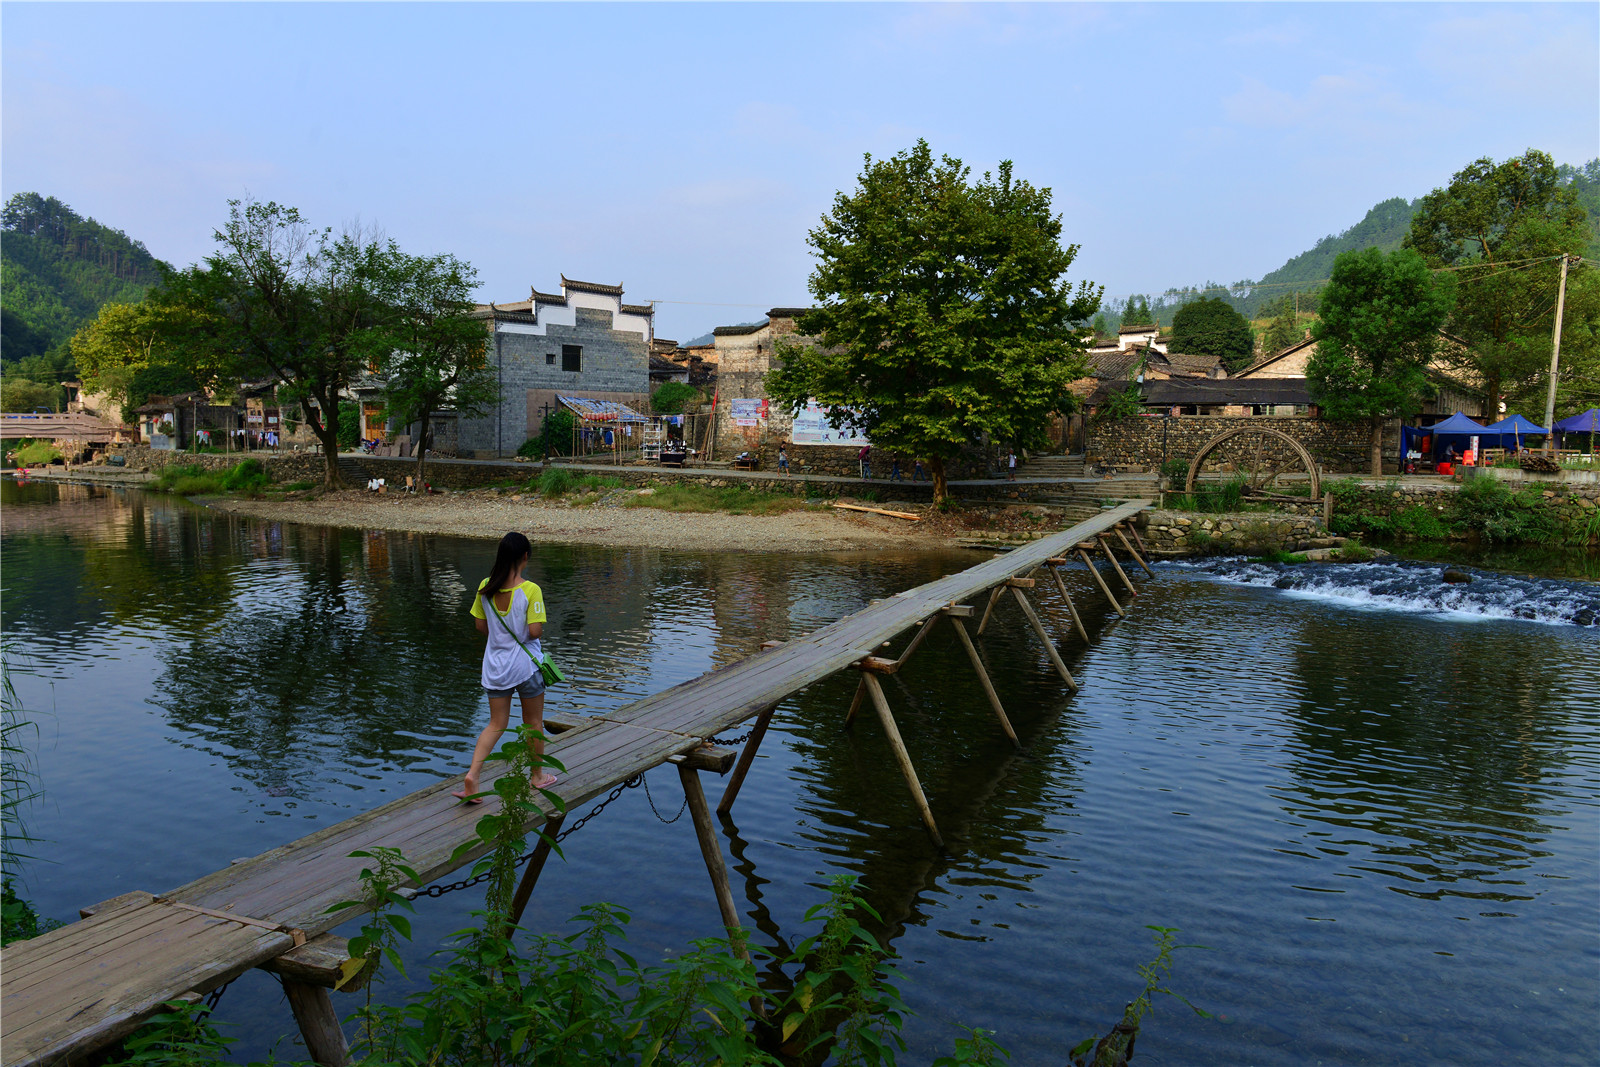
[3,480,1597,1065]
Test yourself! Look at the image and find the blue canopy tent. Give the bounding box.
[1483,413,1550,452]
[1554,407,1600,453]
[1414,412,1490,460]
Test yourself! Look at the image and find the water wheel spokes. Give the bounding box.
[1185,427,1321,500]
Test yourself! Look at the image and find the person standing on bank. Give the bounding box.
[454,532,556,802]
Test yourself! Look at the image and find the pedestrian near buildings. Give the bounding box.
[1007,450,1017,480]
[912,458,926,482]
[890,456,903,482]
[778,446,789,474]
[858,444,872,479]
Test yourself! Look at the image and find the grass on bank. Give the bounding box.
[624,482,815,516]
[7,440,61,467]
[152,459,274,497]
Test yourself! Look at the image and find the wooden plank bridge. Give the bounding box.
[1,502,1153,1067]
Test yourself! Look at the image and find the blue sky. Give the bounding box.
[4,2,1597,342]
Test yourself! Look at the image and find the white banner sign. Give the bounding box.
[730,399,765,427]
[790,399,870,447]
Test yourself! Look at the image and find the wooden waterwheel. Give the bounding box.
[1183,427,1321,500]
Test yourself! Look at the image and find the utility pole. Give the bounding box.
[1543,255,1572,454]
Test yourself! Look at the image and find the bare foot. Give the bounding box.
[452,775,482,804]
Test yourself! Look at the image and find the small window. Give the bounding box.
[546,353,556,366]
[562,345,582,373]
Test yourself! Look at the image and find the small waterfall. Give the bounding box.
[1172,557,1599,627]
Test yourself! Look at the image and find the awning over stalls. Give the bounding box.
[556,396,650,423]
[1553,408,1600,434]
[1484,414,1549,437]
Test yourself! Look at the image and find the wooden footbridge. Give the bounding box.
[1,502,1154,1067]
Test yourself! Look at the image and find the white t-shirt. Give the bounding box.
[471,579,546,690]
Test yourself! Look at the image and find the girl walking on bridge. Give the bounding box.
[454,532,557,802]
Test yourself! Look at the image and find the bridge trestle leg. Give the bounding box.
[1007,584,1079,692]
[1115,526,1156,578]
[976,584,1006,635]
[859,670,944,847]
[842,675,868,729]
[717,702,778,818]
[1076,547,1125,616]
[283,979,350,1067]
[944,609,1019,746]
[1098,534,1139,598]
[1043,560,1092,644]
[508,812,567,929]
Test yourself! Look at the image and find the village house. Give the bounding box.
[453,276,655,457]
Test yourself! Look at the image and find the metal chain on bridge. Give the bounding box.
[416,775,644,899]
[641,769,688,824]
[203,978,235,1011]
[704,730,754,747]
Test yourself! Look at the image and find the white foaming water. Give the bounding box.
[1173,558,1600,627]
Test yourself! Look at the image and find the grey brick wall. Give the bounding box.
[458,315,651,456]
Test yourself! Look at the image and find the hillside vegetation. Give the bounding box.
[1,193,169,406]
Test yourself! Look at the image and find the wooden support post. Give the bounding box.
[860,672,943,847]
[1077,548,1125,616]
[717,702,777,817]
[1323,491,1334,529]
[508,813,566,927]
[1113,527,1155,578]
[283,979,349,1067]
[894,616,940,669]
[1124,522,1152,558]
[843,675,868,729]
[1046,564,1091,644]
[977,584,1005,635]
[946,615,1019,746]
[675,760,752,958]
[1008,586,1078,691]
[1098,535,1138,598]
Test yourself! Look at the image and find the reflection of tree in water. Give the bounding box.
[154,525,488,798]
[1283,615,1587,901]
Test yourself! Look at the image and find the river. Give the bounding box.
[2,480,1597,1065]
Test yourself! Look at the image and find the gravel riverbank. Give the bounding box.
[208,490,949,553]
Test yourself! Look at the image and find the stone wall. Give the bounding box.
[1136,508,1335,556]
[1087,415,1373,473]
[1307,477,1600,544]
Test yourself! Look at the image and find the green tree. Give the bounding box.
[0,377,60,412]
[767,141,1100,503]
[1404,150,1589,413]
[1259,296,1304,355]
[377,252,497,486]
[1307,247,1455,475]
[649,380,700,415]
[1120,294,1153,328]
[161,200,397,487]
[1170,296,1256,371]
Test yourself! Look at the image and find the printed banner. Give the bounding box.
[730,399,763,427]
[790,399,870,446]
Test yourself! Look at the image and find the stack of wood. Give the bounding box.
[1517,454,1561,473]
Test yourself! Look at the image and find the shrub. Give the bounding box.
[219,458,271,493]
[153,464,224,495]
[525,409,577,457]
[1160,458,1190,483]
[337,401,361,450]
[537,466,573,496]
[9,441,60,467]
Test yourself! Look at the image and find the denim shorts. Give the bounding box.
[484,674,546,700]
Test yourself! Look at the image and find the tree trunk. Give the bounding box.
[306,388,343,489]
[929,456,949,506]
[414,410,430,490]
[1369,416,1384,477]
[1484,371,1501,423]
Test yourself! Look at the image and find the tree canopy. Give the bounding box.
[1307,247,1454,475]
[766,141,1100,502]
[1170,296,1256,370]
[1119,294,1153,328]
[1404,149,1590,412]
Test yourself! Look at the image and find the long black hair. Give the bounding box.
[483,532,532,603]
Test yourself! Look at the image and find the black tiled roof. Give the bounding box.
[560,275,624,296]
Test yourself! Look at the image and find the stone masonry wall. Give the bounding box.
[1087,415,1372,473]
[1136,508,1335,556]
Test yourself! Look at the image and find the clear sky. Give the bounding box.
[4,2,1597,342]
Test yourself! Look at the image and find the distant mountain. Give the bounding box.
[1,192,169,367]
[1254,196,1416,293]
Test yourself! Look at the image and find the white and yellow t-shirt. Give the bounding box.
[471,579,548,690]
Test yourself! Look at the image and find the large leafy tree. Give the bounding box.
[1404,150,1589,413]
[1171,296,1256,371]
[377,253,498,486]
[1307,247,1455,475]
[767,141,1100,502]
[162,200,396,487]
[69,300,218,421]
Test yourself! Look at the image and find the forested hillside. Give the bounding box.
[1100,158,1599,331]
[1,193,168,387]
